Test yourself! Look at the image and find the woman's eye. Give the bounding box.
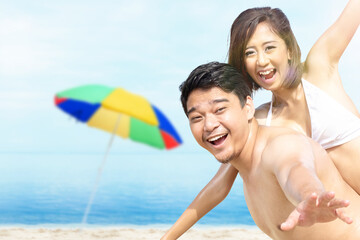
[245,50,255,57]
[265,46,276,51]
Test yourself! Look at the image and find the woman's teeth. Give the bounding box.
[259,69,273,76]
[259,69,275,80]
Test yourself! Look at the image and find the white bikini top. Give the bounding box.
[266,79,360,149]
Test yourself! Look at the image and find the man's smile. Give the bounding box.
[207,133,228,146]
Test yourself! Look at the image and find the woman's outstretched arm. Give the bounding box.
[161,163,238,240]
[304,0,360,85]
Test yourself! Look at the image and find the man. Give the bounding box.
[162,62,360,240]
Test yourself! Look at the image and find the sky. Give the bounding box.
[0,0,359,155]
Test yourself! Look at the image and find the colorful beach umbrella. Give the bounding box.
[54,84,182,224]
[54,84,182,150]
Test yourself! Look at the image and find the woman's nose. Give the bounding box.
[257,52,269,66]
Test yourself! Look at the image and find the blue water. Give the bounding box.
[0,152,254,226]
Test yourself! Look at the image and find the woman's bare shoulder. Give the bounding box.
[255,102,271,125]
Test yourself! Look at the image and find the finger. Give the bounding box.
[328,199,350,208]
[304,192,318,209]
[317,191,335,207]
[335,209,353,224]
[280,210,300,231]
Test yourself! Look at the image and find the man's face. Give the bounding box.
[186,87,253,163]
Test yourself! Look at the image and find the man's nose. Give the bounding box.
[204,115,219,132]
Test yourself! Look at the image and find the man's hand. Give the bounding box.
[280,191,353,231]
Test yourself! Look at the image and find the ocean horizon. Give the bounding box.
[0,152,254,226]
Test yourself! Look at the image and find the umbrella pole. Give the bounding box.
[81,114,122,225]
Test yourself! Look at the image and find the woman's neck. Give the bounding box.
[271,82,303,108]
[269,81,311,137]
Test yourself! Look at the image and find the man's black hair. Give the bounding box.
[180,61,252,116]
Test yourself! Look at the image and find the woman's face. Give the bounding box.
[244,22,290,91]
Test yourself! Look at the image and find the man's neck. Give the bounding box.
[230,118,259,178]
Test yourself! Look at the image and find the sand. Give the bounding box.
[0,226,272,239]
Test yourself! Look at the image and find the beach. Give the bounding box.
[0,226,271,240]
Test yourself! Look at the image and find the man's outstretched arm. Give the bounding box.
[263,134,352,231]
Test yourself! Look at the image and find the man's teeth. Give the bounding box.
[208,134,226,142]
[259,69,273,76]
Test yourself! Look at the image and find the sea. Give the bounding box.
[0,152,254,226]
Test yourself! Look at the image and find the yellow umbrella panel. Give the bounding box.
[87,106,166,149]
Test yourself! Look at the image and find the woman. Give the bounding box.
[162,1,360,239]
[229,2,360,192]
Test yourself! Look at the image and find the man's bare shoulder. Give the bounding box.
[255,102,271,125]
[260,129,313,168]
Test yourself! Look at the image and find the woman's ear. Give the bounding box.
[287,49,292,61]
[244,96,255,120]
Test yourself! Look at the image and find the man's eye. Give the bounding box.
[190,116,202,122]
[216,107,226,113]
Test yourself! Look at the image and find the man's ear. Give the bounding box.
[244,96,255,120]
